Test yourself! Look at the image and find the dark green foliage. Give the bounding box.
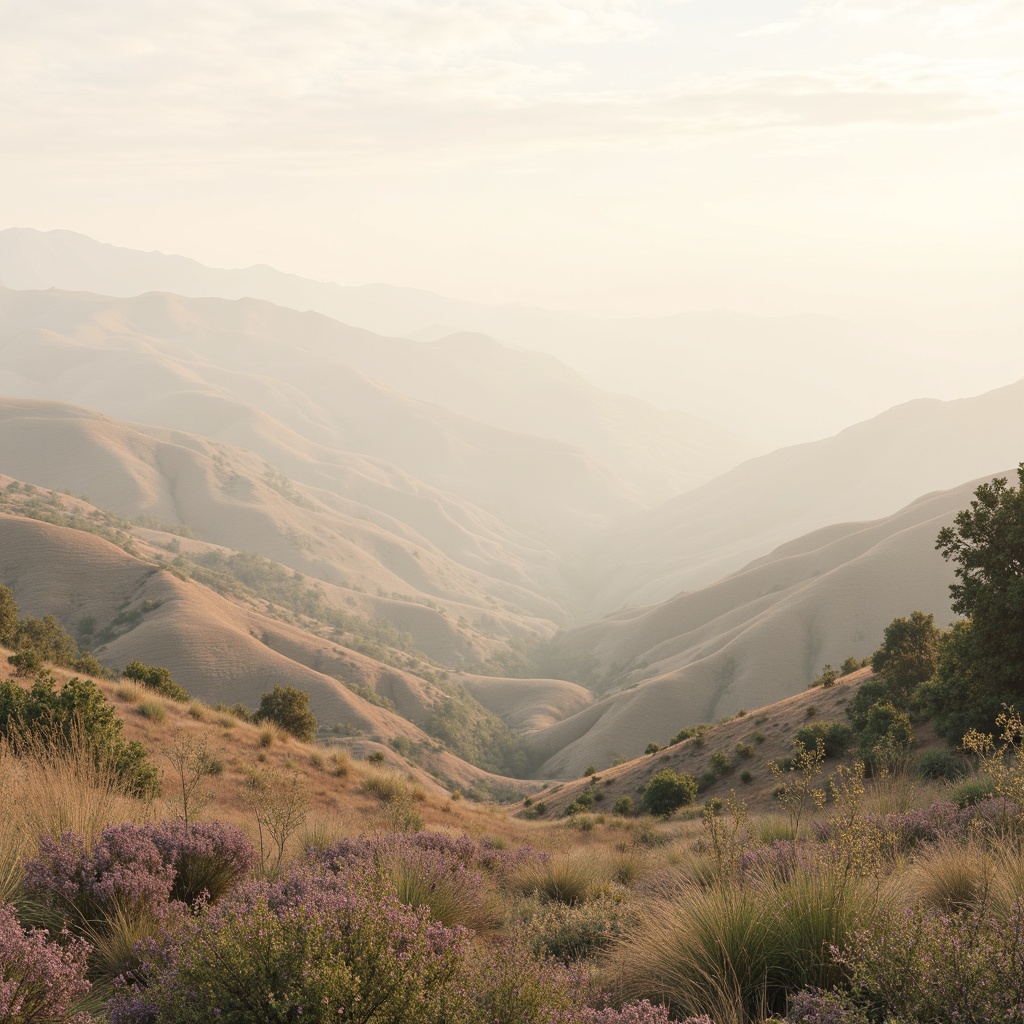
[810,664,839,688]
[256,685,318,741]
[425,686,530,776]
[612,796,634,816]
[871,610,940,702]
[563,791,594,816]
[7,649,42,677]
[670,723,709,746]
[840,656,862,675]
[933,465,1024,728]
[794,720,853,759]
[641,768,698,817]
[740,770,753,784]
[858,700,914,766]
[922,619,1010,739]
[847,677,898,732]
[644,742,661,754]
[0,584,17,646]
[123,659,190,702]
[912,748,968,782]
[12,615,78,666]
[950,775,997,807]
[0,672,158,797]
[71,651,112,679]
[708,750,732,777]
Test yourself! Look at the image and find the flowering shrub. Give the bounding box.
[785,989,870,1024]
[838,902,1024,1022]
[0,902,91,1024]
[316,830,548,929]
[109,867,473,1024]
[26,820,255,922]
[25,827,176,927]
[146,820,256,904]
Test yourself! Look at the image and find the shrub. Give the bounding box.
[0,674,158,798]
[913,748,968,781]
[7,650,42,677]
[255,685,317,742]
[0,585,17,647]
[519,892,632,963]
[122,660,189,702]
[794,721,852,759]
[11,616,78,667]
[108,868,472,1024]
[641,770,698,817]
[708,750,732,777]
[858,701,913,768]
[613,797,634,816]
[138,700,166,723]
[24,819,255,931]
[839,900,1024,1023]
[951,775,997,807]
[0,902,91,1024]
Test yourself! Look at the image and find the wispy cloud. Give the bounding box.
[751,0,1024,37]
[3,0,1022,177]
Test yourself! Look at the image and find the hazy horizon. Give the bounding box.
[3,0,1022,335]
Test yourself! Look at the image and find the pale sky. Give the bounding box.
[2,0,1022,329]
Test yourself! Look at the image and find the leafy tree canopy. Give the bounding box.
[930,464,1024,731]
[256,685,318,742]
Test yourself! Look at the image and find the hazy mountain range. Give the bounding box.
[4,227,1020,446]
[1,228,1022,780]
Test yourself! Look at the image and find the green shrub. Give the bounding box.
[0,673,158,797]
[913,748,969,781]
[6,650,42,677]
[641,769,698,817]
[256,685,317,742]
[951,776,998,808]
[11,615,78,666]
[123,659,189,702]
[613,796,634,816]
[794,720,853,759]
[708,750,732,776]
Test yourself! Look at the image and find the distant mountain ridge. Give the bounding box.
[584,379,1024,615]
[4,227,1020,445]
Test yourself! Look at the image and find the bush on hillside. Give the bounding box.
[0,585,17,647]
[641,769,698,817]
[11,615,79,667]
[122,660,189,702]
[255,685,317,742]
[794,721,852,759]
[0,673,158,798]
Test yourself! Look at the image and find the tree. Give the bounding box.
[256,685,317,742]
[871,611,940,703]
[931,465,1024,731]
[12,615,78,666]
[641,768,697,817]
[0,585,17,647]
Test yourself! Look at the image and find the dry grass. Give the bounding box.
[509,849,608,905]
[910,839,994,913]
[114,682,143,704]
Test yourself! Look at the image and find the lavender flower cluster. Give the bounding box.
[109,862,680,1024]
[24,820,255,926]
[0,902,91,1024]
